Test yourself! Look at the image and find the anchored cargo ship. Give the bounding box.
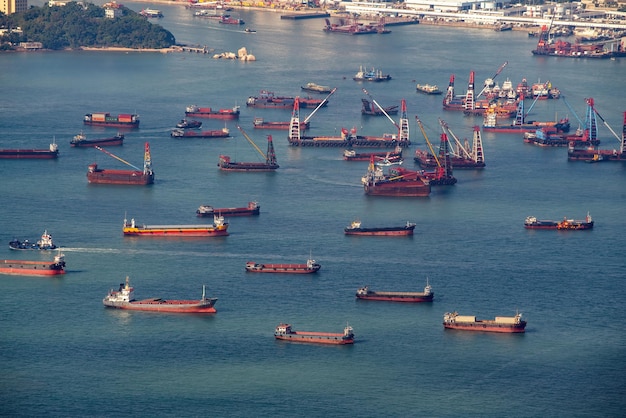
[0,142,59,159]
[343,147,402,162]
[9,230,57,250]
[176,119,202,129]
[83,112,139,128]
[103,277,217,313]
[253,118,310,131]
[197,201,260,217]
[524,213,594,230]
[0,253,66,276]
[353,66,391,82]
[123,215,229,237]
[416,84,442,95]
[274,323,354,345]
[246,90,327,109]
[170,127,230,138]
[70,133,124,147]
[356,281,433,302]
[245,257,320,274]
[87,142,154,185]
[361,159,431,197]
[443,311,527,333]
[301,83,333,94]
[185,105,240,120]
[344,220,416,236]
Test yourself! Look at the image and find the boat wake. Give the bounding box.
[305,174,360,188]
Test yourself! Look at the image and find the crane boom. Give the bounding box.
[476,61,508,99]
[303,88,336,124]
[94,146,141,171]
[237,125,267,159]
[415,115,441,167]
[362,88,399,129]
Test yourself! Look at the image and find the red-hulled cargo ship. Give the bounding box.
[443,311,527,333]
[524,213,594,230]
[123,215,229,237]
[185,105,240,119]
[0,253,66,276]
[245,257,321,274]
[0,142,59,159]
[170,128,230,138]
[344,220,415,236]
[361,158,430,197]
[253,118,309,131]
[70,133,124,147]
[197,201,260,217]
[103,277,217,313]
[246,90,327,109]
[356,281,433,302]
[274,323,355,345]
[83,112,139,128]
[87,142,154,185]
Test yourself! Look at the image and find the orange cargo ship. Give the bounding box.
[443,312,527,333]
[274,323,355,345]
[103,277,217,313]
[123,215,229,237]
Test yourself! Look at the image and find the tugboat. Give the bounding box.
[274,323,355,345]
[103,277,217,313]
[9,230,57,250]
[175,119,202,129]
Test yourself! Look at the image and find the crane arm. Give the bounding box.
[415,115,441,167]
[476,61,508,99]
[236,126,266,159]
[362,88,399,129]
[94,146,141,171]
[303,88,336,124]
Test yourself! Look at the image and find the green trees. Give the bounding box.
[1,2,176,49]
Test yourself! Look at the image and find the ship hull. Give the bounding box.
[171,131,230,138]
[103,299,217,313]
[525,219,593,230]
[0,150,59,159]
[245,263,320,274]
[289,137,408,148]
[0,260,65,276]
[87,170,154,185]
[218,163,278,172]
[197,206,260,217]
[344,226,414,236]
[443,323,526,333]
[185,112,239,120]
[84,121,139,128]
[71,136,124,147]
[123,226,229,237]
[356,293,433,302]
[274,332,353,345]
[568,149,626,162]
[364,182,430,197]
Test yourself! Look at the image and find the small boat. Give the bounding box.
[301,83,333,94]
[87,142,154,185]
[0,252,66,276]
[0,142,59,159]
[274,323,354,345]
[353,66,391,82]
[140,8,163,18]
[185,105,240,120]
[244,28,256,33]
[443,311,527,333]
[83,112,139,128]
[344,220,416,236]
[416,84,442,95]
[103,277,218,313]
[219,14,244,25]
[524,213,594,230]
[70,132,124,147]
[218,128,279,172]
[494,23,513,31]
[175,119,202,129]
[245,257,321,274]
[123,215,229,237]
[356,281,433,303]
[9,230,57,250]
[197,201,260,217]
[170,127,230,138]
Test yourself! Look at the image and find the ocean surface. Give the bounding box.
[1,4,625,417]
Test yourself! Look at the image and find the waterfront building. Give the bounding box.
[1,0,27,14]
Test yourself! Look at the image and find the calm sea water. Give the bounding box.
[1,4,625,417]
